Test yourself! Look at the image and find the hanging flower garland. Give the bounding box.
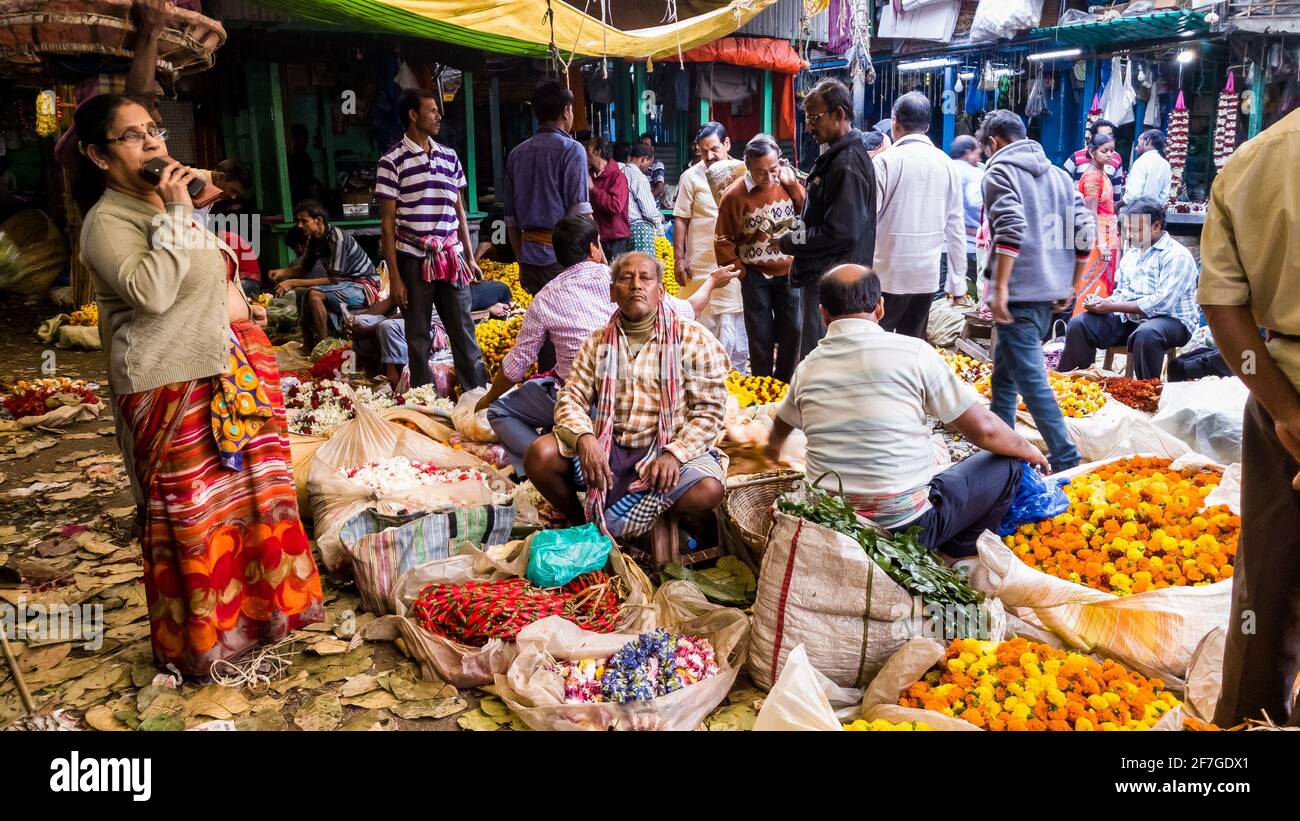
[35,90,58,137]
[1085,92,1103,142]
[1213,70,1240,171]
[1165,90,1189,205]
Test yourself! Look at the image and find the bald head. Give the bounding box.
[818,265,883,320]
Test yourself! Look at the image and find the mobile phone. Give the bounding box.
[139,157,223,207]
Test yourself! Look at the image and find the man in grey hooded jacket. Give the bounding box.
[978,110,1095,473]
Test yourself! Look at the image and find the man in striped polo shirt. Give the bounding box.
[376,88,488,391]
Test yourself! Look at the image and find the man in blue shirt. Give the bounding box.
[1057,197,1199,379]
[503,81,593,295]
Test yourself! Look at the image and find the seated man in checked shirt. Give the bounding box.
[474,215,737,478]
[521,247,731,537]
[1056,197,1200,380]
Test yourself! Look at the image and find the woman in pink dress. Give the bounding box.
[1073,131,1120,316]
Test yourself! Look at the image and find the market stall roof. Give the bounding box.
[243,0,826,59]
[665,35,806,73]
[1031,9,1209,48]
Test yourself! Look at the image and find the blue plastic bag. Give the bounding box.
[525,523,614,588]
[997,464,1070,537]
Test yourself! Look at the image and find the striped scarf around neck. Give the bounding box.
[583,300,682,533]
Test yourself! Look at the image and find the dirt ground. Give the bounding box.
[0,293,763,732]
[0,294,488,731]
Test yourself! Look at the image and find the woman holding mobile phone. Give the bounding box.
[73,94,324,676]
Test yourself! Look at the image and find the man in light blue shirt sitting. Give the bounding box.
[1057,197,1199,379]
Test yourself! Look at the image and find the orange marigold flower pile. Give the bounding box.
[897,637,1181,730]
[1005,456,1239,595]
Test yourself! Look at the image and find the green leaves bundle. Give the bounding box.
[777,485,984,607]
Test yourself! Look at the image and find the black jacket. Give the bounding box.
[779,128,877,288]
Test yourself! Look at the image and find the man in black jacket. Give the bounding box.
[779,79,876,361]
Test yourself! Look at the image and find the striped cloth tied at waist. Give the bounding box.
[521,228,554,246]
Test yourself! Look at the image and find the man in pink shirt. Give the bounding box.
[476,215,736,477]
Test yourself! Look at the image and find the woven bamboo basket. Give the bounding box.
[0,209,67,297]
[0,0,226,78]
[717,469,803,573]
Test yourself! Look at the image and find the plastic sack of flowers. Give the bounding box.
[307,388,515,572]
[853,636,1185,731]
[494,582,750,730]
[971,454,1238,687]
[357,544,656,689]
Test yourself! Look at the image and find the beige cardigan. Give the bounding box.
[80,188,241,395]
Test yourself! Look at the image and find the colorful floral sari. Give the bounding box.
[1073,168,1119,316]
[117,319,324,675]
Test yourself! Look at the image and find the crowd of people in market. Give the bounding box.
[57,1,1300,730]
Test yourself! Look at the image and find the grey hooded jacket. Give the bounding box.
[981,139,1096,303]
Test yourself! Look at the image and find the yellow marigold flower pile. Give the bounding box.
[898,637,1181,731]
[654,236,679,297]
[68,303,99,326]
[843,718,933,731]
[726,371,788,408]
[1006,456,1238,595]
[940,350,1106,417]
[974,370,1106,417]
[480,260,532,309]
[253,293,273,307]
[940,350,990,384]
[474,315,533,379]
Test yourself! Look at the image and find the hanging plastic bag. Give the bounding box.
[1025,71,1048,119]
[524,523,614,588]
[996,464,1069,536]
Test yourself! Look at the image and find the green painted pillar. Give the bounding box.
[489,76,504,201]
[761,70,774,136]
[634,61,649,139]
[464,70,479,215]
[699,96,710,126]
[267,65,293,268]
[1248,60,1265,138]
[268,62,292,225]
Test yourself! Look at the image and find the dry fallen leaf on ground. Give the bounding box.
[184,684,251,720]
[341,689,401,710]
[339,709,396,731]
[389,696,468,720]
[83,703,130,731]
[293,694,342,731]
[455,708,501,731]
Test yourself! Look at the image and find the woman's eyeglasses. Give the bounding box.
[104,127,169,146]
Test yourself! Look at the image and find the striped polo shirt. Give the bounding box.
[375,134,467,259]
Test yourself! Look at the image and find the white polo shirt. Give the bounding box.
[777,317,978,527]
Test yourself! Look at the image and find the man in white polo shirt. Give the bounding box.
[766,265,1049,556]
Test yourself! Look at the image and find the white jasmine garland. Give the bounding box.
[398,384,455,412]
[340,457,492,493]
[285,379,396,435]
